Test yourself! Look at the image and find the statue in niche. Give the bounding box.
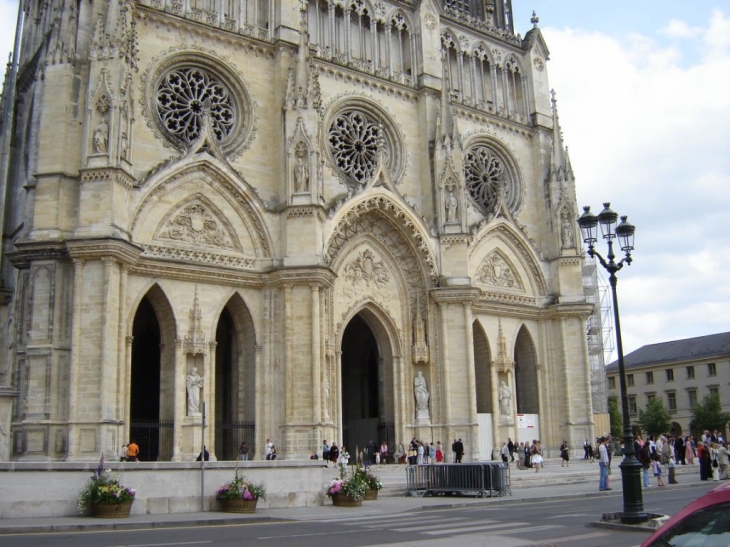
[498,380,512,416]
[120,131,129,160]
[93,118,109,154]
[294,146,309,192]
[414,371,430,411]
[561,216,575,248]
[446,191,458,223]
[186,366,204,415]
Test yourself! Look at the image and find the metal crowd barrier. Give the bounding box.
[406,462,511,498]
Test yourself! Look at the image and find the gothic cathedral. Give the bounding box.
[0,0,594,462]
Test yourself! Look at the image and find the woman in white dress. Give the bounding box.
[531,441,544,472]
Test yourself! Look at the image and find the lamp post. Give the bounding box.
[578,202,647,525]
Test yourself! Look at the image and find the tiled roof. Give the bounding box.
[605,331,730,372]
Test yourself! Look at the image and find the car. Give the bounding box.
[641,480,730,546]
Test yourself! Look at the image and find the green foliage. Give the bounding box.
[326,464,368,500]
[78,470,136,512]
[216,474,266,501]
[689,394,730,436]
[353,465,382,491]
[637,397,672,438]
[607,395,623,438]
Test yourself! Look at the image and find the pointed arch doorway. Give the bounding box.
[340,311,394,462]
[129,288,175,461]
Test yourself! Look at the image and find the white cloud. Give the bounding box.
[542,10,730,353]
[660,19,702,39]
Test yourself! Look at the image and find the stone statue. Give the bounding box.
[498,380,512,416]
[294,154,309,192]
[446,191,458,223]
[186,366,204,415]
[93,119,109,154]
[414,371,429,411]
[561,218,574,248]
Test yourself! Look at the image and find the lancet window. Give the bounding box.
[307,0,415,85]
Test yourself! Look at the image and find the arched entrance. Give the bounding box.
[129,288,175,461]
[340,312,394,462]
[214,296,256,460]
[514,326,539,414]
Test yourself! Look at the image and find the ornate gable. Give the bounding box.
[154,195,241,251]
[474,249,525,292]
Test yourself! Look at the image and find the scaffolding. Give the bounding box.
[582,257,614,413]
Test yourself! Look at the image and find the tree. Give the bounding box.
[689,394,730,436]
[637,397,672,438]
[607,395,623,438]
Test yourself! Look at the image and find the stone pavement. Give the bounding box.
[0,458,710,535]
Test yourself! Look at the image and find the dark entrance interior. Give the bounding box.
[341,313,389,462]
[214,297,256,460]
[130,296,162,461]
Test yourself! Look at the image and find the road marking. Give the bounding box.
[387,519,498,532]
[545,513,592,519]
[533,531,611,543]
[423,523,562,536]
[361,517,472,530]
[109,542,212,547]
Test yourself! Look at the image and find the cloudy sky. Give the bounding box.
[1,1,728,357]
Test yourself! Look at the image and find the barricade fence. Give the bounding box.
[406,462,511,498]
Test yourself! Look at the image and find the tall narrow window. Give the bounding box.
[666,369,674,381]
[686,366,695,379]
[627,374,634,387]
[708,362,717,376]
[667,392,677,412]
[646,371,654,384]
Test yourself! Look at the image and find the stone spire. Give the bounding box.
[550,89,566,178]
[436,50,459,152]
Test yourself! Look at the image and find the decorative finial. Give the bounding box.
[531,10,539,28]
[550,89,557,105]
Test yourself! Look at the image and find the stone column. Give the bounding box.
[67,259,84,458]
[311,284,321,424]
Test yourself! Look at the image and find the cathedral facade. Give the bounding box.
[0,0,594,462]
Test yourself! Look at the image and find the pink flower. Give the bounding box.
[243,489,253,500]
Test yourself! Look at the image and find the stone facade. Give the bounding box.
[0,0,594,463]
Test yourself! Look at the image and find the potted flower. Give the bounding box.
[78,469,136,518]
[216,473,266,513]
[326,467,367,506]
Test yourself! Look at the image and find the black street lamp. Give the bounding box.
[578,202,647,525]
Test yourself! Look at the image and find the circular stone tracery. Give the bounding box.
[326,104,401,189]
[464,145,521,216]
[329,110,381,184]
[156,67,235,146]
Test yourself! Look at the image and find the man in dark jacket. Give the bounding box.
[507,438,515,461]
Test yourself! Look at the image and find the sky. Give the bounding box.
[0,1,729,358]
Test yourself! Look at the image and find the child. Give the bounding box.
[652,454,665,486]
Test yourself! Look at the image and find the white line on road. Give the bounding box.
[423,523,562,536]
[533,531,610,543]
[108,542,213,547]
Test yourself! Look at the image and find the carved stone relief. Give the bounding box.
[155,199,240,250]
[342,249,390,299]
[475,250,524,291]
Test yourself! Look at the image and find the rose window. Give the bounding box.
[156,67,235,146]
[329,109,388,185]
[464,145,521,215]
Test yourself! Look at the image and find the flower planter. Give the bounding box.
[219,498,258,513]
[91,500,133,518]
[363,487,378,501]
[331,493,362,507]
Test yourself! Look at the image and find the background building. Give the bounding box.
[0,0,594,462]
[606,332,730,437]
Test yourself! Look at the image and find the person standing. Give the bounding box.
[238,441,249,461]
[651,453,665,487]
[598,437,611,491]
[717,442,729,479]
[379,442,389,465]
[428,443,436,464]
[323,440,330,463]
[507,438,515,461]
[640,441,652,488]
[451,439,458,463]
[455,439,464,463]
[329,443,340,466]
[584,440,590,460]
[523,442,532,469]
[435,442,444,463]
[560,440,570,467]
[265,438,274,460]
[675,435,685,465]
[500,442,509,463]
[698,441,712,480]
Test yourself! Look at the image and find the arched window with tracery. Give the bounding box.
[471,44,495,112]
[389,12,412,80]
[504,56,527,122]
[441,31,461,101]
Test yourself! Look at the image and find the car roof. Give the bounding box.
[642,481,730,547]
